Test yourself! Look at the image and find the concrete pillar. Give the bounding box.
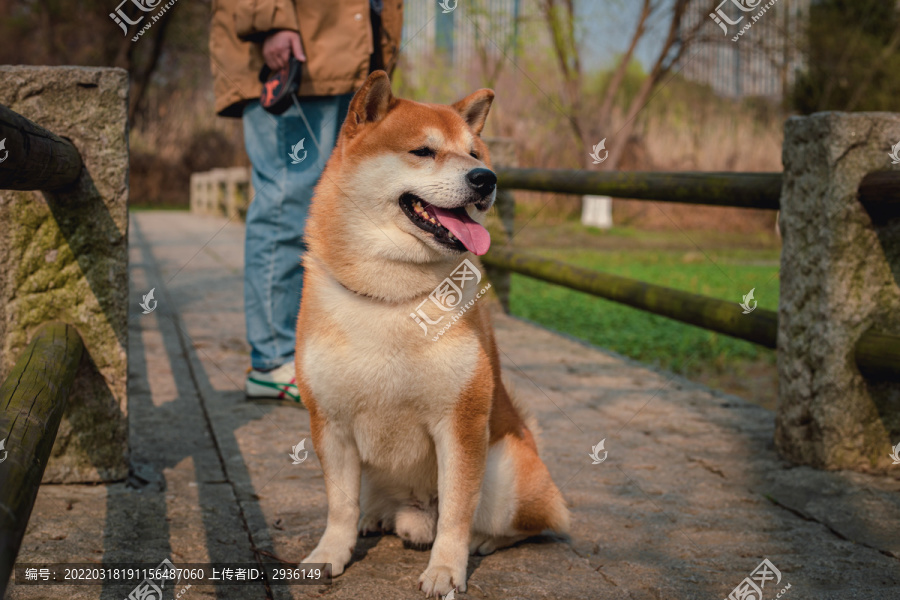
[224,167,250,217]
[194,173,205,214]
[225,172,238,217]
[0,66,129,482]
[246,177,255,217]
[193,173,203,214]
[203,176,215,215]
[210,168,228,216]
[581,195,613,229]
[190,172,202,214]
[777,112,900,471]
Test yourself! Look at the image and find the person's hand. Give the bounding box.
[262,30,305,71]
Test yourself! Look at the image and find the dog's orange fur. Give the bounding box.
[293,71,569,596]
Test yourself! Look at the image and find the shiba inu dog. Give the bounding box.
[294,71,570,597]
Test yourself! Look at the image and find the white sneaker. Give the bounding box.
[245,361,302,403]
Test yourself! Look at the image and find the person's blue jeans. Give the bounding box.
[242,94,353,371]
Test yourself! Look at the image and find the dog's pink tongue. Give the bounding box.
[428,206,491,256]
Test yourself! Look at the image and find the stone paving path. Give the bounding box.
[7,212,900,600]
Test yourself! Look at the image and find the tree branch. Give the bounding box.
[597,0,653,126]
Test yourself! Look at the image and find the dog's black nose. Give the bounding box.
[466,168,497,196]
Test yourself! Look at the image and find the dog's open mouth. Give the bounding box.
[399,193,491,255]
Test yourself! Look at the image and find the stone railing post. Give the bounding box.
[484,137,516,312]
[212,168,228,216]
[190,172,203,214]
[191,167,253,219]
[242,172,254,219]
[224,167,250,217]
[224,168,238,216]
[777,112,900,471]
[204,174,216,214]
[192,172,207,214]
[0,66,129,482]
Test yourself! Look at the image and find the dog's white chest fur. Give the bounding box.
[301,275,479,472]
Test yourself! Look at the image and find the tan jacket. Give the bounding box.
[210,0,403,117]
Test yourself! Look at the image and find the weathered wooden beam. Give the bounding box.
[854,331,900,380]
[0,104,83,191]
[481,247,779,348]
[495,168,783,209]
[494,168,900,213]
[0,322,84,597]
[858,171,900,219]
[484,247,900,379]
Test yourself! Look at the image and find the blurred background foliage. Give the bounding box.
[1,0,896,210]
[791,0,900,113]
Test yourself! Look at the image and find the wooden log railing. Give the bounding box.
[482,247,779,349]
[496,168,783,209]
[0,104,83,191]
[484,164,900,382]
[0,323,85,597]
[481,247,900,380]
[494,168,900,213]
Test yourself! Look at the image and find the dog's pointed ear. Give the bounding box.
[346,70,394,137]
[452,89,494,135]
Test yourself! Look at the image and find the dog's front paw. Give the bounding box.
[418,564,466,598]
[303,540,354,578]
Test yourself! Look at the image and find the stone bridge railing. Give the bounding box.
[190,167,253,219]
[0,65,130,595]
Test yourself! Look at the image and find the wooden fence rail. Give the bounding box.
[481,247,900,380]
[497,168,783,209]
[482,247,779,346]
[495,168,900,213]
[0,104,82,191]
[188,166,900,215]
[0,322,85,597]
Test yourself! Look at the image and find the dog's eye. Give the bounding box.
[410,147,436,158]
[470,152,479,160]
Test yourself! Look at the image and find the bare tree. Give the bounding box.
[539,0,589,165]
[540,0,717,170]
[128,4,179,124]
[597,1,653,138]
[466,0,523,89]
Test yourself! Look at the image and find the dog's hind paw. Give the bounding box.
[468,533,527,556]
[396,504,436,548]
[403,539,434,551]
[418,564,465,598]
[358,514,392,536]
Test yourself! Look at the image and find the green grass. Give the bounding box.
[508,246,780,375]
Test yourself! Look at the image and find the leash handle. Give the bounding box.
[258,56,302,115]
[258,55,323,160]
